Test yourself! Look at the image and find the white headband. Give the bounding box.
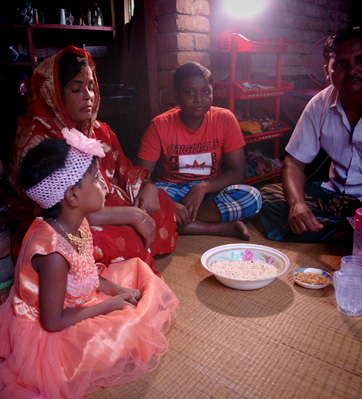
[25,128,105,209]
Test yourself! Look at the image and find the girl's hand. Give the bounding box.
[33,253,142,332]
[134,182,160,215]
[180,182,207,221]
[117,286,142,306]
[98,276,141,304]
[111,287,142,308]
[133,210,156,250]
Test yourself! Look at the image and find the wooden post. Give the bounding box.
[144,0,159,118]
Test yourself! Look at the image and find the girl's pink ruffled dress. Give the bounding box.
[0,218,178,398]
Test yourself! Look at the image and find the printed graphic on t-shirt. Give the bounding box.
[178,153,212,175]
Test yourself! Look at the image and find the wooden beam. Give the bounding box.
[144,0,159,118]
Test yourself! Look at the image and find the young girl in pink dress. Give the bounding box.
[0,130,178,398]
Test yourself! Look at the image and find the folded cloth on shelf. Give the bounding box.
[246,149,283,177]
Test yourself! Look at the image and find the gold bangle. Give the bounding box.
[136,212,148,226]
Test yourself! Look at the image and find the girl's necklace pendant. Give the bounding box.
[51,219,89,257]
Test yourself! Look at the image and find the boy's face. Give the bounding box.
[324,38,362,98]
[175,76,213,121]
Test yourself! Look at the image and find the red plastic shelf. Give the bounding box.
[242,121,290,144]
[210,34,294,54]
[214,80,294,100]
[245,168,283,185]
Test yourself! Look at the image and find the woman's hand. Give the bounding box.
[133,209,156,250]
[180,182,207,222]
[134,182,160,215]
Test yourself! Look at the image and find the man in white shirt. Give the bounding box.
[260,27,362,243]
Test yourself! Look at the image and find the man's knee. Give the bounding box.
[260,183,289,221]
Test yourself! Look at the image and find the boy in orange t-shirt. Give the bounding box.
[137,62,262,239]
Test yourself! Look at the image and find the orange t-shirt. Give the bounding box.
[138,106,245,183]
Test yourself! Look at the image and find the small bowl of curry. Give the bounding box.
[292,268,332,289]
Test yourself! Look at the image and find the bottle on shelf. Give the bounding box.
[87,8,92,26]
[60,9,66,25]
[67,13,74,25]
[97,7,103,26]
[33,9,39,25]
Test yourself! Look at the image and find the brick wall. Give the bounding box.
[155,0,211,111]
[154,0,359,111]
[208,0,357,89]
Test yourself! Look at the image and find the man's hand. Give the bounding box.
[288,202,324,234]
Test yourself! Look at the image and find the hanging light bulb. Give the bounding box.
[223,0,269,19]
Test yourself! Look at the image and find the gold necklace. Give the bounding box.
[51,219,89,257]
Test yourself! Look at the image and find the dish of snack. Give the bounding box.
[292,268,332,289]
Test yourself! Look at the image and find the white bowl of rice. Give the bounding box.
[201,244,290,290]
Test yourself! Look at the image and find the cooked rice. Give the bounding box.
[210,260,278,280]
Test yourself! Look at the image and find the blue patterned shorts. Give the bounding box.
[155,181,262,222]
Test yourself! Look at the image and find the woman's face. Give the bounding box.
[61,65,95,127]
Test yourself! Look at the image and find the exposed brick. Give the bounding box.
[300,0,327,6]
[157,0,351,112]
[177,51,210,67]
[177,33,196,50]
[195,0,210,16]
[273,15,296,29]
[157,33,195,52]
[176,0,195,15]
[283,54,306,67]
[293,43,313,54]
[282,65,308,76]
[287,1,323,18]
[194,34,210,50]
[294,17,327,32]
[278,28,326,43]
[176,14,210,33]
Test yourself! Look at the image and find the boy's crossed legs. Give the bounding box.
[155,182,262,240]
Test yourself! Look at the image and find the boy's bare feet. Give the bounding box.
[178,220,251,241]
